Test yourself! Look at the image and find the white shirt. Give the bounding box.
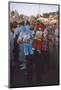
[35,30,43,39]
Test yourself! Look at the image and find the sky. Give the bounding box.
[10,2,59,16]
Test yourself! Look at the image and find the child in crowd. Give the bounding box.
[32,23,45,53]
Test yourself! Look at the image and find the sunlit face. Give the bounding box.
[39,27,42,31]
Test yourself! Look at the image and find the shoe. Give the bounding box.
[37,50,41,54]
[20,66,25,70]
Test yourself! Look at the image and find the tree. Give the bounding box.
[43,13,49,18]
[11,11,15,16]
[10,10,19,17]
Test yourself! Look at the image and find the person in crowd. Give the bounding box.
[48,24,57,73]
[14,21,24,38]
[11,21,20,67]
[53,24,59,73]
[30,24,35,38]
[41,27,50,72]
[14,21,26,69]
[9,23,14,64]
[17,21,33,55]
[17,21,33,85]
[32,23,46,85]
[32,22,45,53]
[54,24,59,53]
[9,21,17,86]
[10,21,17,65]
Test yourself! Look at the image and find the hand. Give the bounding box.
[17,40,23,44]
[27,39,30,43]
[23,39,30,43]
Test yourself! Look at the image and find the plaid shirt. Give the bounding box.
[41,37,49,52]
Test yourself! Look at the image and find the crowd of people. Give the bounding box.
[9,15,58,86]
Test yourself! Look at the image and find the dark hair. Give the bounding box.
[12,21,17,28]
[26,21,30,25]
[10,22,17,33]
[19,21,24,26]
[10,22,13,29]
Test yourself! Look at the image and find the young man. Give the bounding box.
[14,21,27,69]
[17,21,33,85]
[17,21,33,56]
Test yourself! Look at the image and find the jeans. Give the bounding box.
[24,44,33,55]
[19,44,25,62]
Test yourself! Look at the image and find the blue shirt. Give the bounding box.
[18,25,33,55]
[18,25,33,44]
